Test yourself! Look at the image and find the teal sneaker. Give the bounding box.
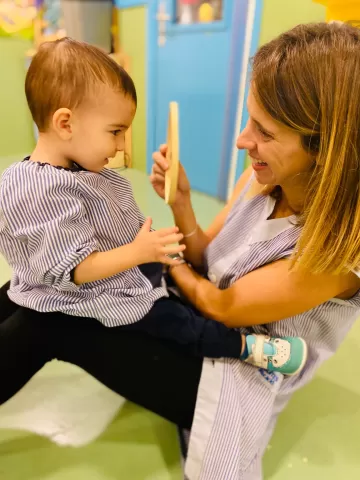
[243,334,308,376]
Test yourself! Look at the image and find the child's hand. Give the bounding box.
[133,217,186,266]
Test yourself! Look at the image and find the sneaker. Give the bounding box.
[243,334,308,376]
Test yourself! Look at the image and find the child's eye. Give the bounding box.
[111,130,121,136]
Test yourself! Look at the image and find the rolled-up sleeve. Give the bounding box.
[1,168,98,291]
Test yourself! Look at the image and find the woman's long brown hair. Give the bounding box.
[252,22,360,274]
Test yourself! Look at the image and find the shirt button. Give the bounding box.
[208,272,217,283]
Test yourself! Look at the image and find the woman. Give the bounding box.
[1,22,360,479]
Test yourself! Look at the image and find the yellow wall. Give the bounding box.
[314,0,360,22]
[259,0,325,45]
[0,38,35,159]
[117,6,147,172]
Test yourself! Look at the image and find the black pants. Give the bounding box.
[125,293,241,358]
[0,281,206,429]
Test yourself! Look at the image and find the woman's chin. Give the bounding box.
[253,169,275,185]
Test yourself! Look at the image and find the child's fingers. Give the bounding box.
[139,217,152,232]
[161,243,186,255]
[159,232,184,245]
[156,226,180,238]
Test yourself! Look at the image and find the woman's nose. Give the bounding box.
[236,122,256,151]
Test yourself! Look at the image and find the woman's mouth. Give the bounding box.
[251,158,268,171]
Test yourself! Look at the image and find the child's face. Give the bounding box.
[68,88,136,172]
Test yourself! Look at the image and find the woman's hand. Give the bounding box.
[151,144,191,207]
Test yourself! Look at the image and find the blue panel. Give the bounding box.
[147,0,234,197]
[155,28,232,196]
[147,0,258,198]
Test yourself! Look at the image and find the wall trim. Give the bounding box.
[115,0,147,9]
[226,0,263,200]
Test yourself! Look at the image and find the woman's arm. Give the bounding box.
[171,167,255,267]
[169,260,360,327]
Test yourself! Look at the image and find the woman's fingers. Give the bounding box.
[159,144,168,155]
[152,150,169,171]
[150,174,166,187]
[151,164,165,177]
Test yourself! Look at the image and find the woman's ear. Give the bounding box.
[52,108,73,140]
[302,134,320,158]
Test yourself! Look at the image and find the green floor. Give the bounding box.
[0,156,359,479]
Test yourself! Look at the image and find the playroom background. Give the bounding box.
[0,1,360,480]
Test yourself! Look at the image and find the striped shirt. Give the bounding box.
[0,159,168,326]
[185,176,360,480]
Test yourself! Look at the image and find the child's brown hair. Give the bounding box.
[25,37,137,132]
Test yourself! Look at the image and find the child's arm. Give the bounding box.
[0,170,183,291]
[73,217,185,285]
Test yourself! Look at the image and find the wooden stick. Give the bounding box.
[165,102,180,205]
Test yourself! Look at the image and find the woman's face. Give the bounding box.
[237,88,314,187]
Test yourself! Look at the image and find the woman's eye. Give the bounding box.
[257,126,272,139]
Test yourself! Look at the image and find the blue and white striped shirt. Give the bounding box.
[0,159,167,326]
[185,176,360,480]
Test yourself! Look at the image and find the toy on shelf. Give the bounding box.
[0,0,38,39]
[177,0,198,24]
[198,2,215,23]
[176,0,222,24]
[25,0,64,55]
[314,0,360,25]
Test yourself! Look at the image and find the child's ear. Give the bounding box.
[52,108,73,140]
